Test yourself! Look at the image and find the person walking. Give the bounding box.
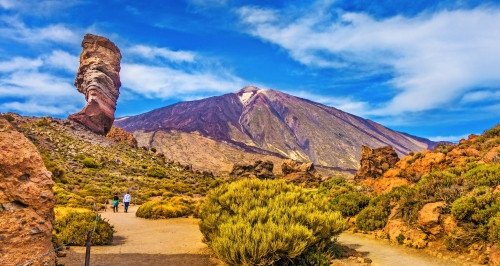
[112,194,119,213]
[123,192,131,213]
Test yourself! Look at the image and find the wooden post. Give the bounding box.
[84,230,93,266]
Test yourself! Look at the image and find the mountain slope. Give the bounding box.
[115,86,435,170]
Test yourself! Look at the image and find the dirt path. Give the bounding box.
[338,233,479,266]
[58,205,221,266]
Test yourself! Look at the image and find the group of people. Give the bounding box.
[105,192,131,213]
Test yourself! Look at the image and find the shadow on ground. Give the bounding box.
[57,253,220,266]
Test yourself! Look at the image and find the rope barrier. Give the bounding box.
[16,204,100,266]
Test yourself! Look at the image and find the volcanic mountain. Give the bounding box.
[115,86,435,173]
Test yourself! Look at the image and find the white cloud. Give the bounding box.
[121,63,245,99]
[0,57,43,72]
[44,50,79,72]
[460,90,500,104]
[0,56,82,116]
[0,17,79,44]
[0,0,15,9]
[238,5,500,115]
[0,101,71,115]
[127,45,196,62]
[0,0,82,15]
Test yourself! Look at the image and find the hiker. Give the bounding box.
[112,194,119,212]
[123,192,131,213]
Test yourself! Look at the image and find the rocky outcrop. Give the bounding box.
[355,145,400,180]
[230,160,274,179]
[0,117,55,265]
[417,201,446,235]
[69,33,122,135]
[106,126,138,148]
[281,159,321,184]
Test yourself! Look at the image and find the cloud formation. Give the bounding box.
[238,4,500,115]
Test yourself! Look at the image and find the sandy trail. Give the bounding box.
[338,233,479,266]
[57,205,221,266]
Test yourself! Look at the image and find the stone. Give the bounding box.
[417,201,446,235]
[0,117,56,266]
[281,159,321,184]
[489,244,500,266]
[68,33,122,135]
[106,126,138,148]
[230,160,274,179]
[355,145,400,180]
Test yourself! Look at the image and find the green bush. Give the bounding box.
[82,158,99,168]
[136,196,193,219]
[52,209,114,246]
[465,164,500,187]
[146,166,166,178]
[331,192,370,217]
[199,179,346,266]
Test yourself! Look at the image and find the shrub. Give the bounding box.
[331,192,370,217]
[52,207,114,246]
[146,166,166,178]
[396,233,405,244]
[465,164,500,187]
[136,196,192,219]
[2,114,15,122]
[199,179,346,266]
[150,147,157,153]
[82,158,99,168]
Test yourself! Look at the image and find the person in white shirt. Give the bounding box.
[123,192,131,213]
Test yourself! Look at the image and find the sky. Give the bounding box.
[1,0,500,141]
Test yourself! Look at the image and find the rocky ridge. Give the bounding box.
[69,33,122,136]
[0,117,55,266]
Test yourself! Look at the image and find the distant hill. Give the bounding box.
[115,86,435,173]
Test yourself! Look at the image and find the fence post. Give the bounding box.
[84,230,93,266]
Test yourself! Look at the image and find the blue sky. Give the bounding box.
[1,0,500,141]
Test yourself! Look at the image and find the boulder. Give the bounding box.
[417,201,446,235]
[106,126,138,148]
[69,33,122,135]
[355,145,399,180]
[281,159,314,175]
[0,117,56,265]
[230,160,274,179]
[281,159,320,184]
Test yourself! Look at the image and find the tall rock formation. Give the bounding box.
[354,145,400,180]
[0,117,56,265]
[69,33,122,135]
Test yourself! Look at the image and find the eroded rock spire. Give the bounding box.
[68,33,122,135]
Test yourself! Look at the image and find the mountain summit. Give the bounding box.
[115,86,435,170]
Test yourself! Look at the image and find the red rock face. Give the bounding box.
[0,118,55,265]
[69,33,122,135]
[354,145,400,180]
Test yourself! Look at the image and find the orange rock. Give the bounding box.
[442,215,458,236]
[417,201,446,235]
[106,126,138,148]
[363,177,409,195]
[354,145,399,180]
[0,118,55,265]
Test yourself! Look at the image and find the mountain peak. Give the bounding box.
[235,86,263,105]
